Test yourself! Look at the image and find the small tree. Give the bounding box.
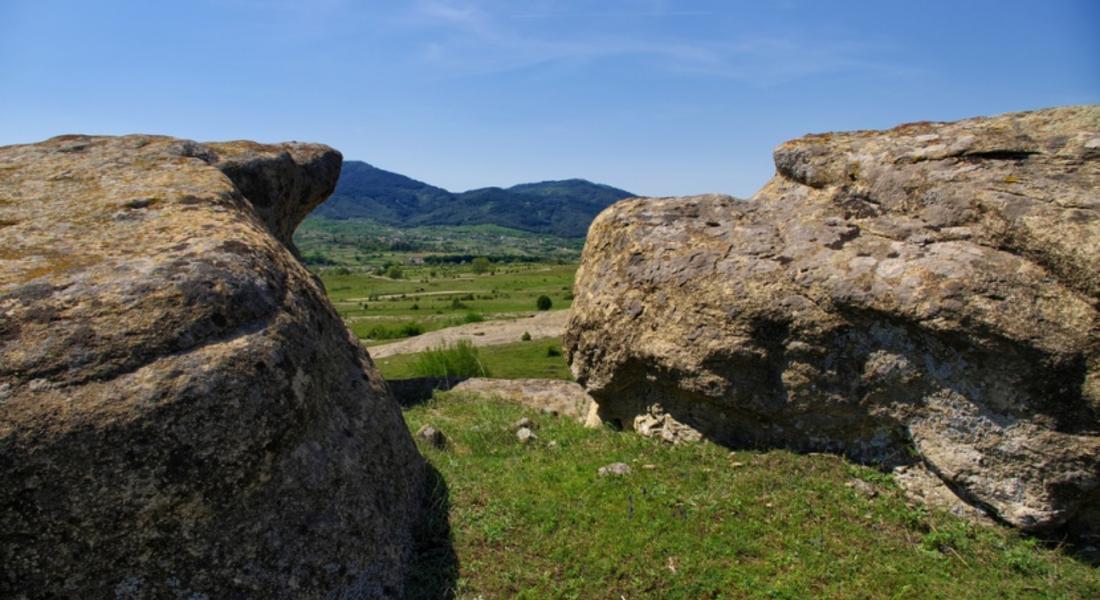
[536,295,552,311]
[471,256,491,274]
[385,264,403,279]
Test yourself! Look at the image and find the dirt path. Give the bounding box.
[340,289,484,303]
[368,309,569,358]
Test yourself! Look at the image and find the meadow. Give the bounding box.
[316,261,576,345]
[405,393,1100,599]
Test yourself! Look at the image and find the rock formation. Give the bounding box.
[565,106,1100,534]
[0,135,424,598]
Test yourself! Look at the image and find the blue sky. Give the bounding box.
[1,1,1097,197]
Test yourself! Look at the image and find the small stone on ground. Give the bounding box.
[846,479,878,498]
[598,462,631,477]
[416,424,447,449]
[516,427,537,444]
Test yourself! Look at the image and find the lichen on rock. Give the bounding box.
[0,135,424,598]
[565,106,1100,535]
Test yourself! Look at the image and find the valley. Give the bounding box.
[305,238,577,382]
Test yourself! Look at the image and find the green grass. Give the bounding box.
[318,262,576,345]
[376,337,572,381]
[409,340,492,379]
[404,393,1100,599]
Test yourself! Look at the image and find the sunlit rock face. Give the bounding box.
[566,106,1100,535]
[0,135,424,599]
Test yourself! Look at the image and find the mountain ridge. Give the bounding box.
[309,160,636,237]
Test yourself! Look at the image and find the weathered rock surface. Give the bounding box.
[0,135,424,598]
[389,376,595,421]
[565,106,1100,535]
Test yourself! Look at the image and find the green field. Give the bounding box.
[405,393,1099,598]
[317,261,576,345]
[295,218,585,266]
[376,337,572,381]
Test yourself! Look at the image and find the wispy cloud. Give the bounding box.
[405,0,908,85]
[418,1,487,29]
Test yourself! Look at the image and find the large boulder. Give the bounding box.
[565,106,1100,534]
[0,135,424,598]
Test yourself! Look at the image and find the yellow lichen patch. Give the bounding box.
[4,250,100,286]
[0,246,26,260]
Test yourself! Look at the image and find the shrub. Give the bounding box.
[471,257,491,274]
[536,295,552,311]
[386,264,403,279]
[451,298,468,310]
[521,331,532,341]
[463,312,484,324]
[302,252,334,266]
[365,321,423,340]
[411,303,420,310]
[411,340,490,379]
[546,345,562,357]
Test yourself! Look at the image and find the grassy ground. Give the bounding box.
[376,337,572,381]
[319,263,576,345]
[404,393,1099,599]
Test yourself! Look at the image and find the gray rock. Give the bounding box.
[0,135,424,598]
[598,462,631,477]
[417,424,448,449]
[388,377,595,421]
[516,427,538,444]
[633,408,702,444]
[511,416,537,432]
[566,106,1100,535]
[846,479,878,498]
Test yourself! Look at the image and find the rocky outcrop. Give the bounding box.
[389,376,595,421]
[565,106,1100,534]
[0,135,424,598]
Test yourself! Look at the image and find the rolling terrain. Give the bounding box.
[307,160,635,237]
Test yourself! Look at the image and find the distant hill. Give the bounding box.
[309,160,636,237]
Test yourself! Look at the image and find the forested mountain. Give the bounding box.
[309,160,635,237]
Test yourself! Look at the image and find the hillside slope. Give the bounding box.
[309,160,635,237]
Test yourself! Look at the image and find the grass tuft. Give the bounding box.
[410,340,491,379]
[377,336,571,381]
